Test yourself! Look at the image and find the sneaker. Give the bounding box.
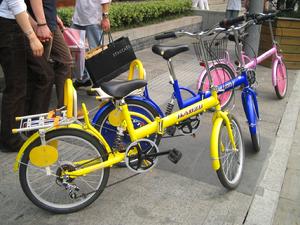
[73,79,93,90]
[86,89,97,96]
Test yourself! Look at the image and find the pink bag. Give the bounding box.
[63,28,86,79]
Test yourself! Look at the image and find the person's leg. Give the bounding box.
[26,42,55,114]
[232,10,239,18]
[70,24,92,86]
[204,0,209,10]
[50,27,72,108]
[0,19,26,151]
[85,24,103,49]
[199,0,205,9]
[192,0,198,8]
[73,24,103,88]
[226,10,235,19]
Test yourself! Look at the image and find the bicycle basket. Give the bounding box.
[193,35,228,62]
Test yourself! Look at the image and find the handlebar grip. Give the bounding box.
[219,15,246,29]
[155,32,176,40]
[255,14,276,23]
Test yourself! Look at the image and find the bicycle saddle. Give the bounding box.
[152,44,189,60]
[100,79,147,99]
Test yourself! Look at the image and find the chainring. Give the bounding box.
[124,138,159,173]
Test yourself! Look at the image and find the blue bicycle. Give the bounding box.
[92,16,261,152]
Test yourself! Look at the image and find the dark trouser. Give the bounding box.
[50,28,72,108]
[26,48,55,115]
[0,18,53,146]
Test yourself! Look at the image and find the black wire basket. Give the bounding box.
[193,35,228,63]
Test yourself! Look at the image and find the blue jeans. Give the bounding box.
[71,24,103,82]
[225,10,239,19]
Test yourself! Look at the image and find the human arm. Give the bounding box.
[101,2,110,32]
[15,12,44,56]
[29,0,52,41]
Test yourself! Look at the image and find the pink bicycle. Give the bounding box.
[197,12,288,109]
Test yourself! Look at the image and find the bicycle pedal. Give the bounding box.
[168,149,182,164]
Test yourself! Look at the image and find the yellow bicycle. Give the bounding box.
[13,28,245,214]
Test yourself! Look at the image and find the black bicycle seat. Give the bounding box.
[152,44,189,60]
[100,79,147,99]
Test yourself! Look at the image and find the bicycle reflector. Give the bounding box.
[29,145,58,167]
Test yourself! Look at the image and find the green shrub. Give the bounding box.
[58,0,192,29]
[276,0,300,18]
[58,7,74,27]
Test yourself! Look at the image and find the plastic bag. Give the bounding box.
[63,28,86,80]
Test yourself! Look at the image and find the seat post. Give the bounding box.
[167,59,177,84]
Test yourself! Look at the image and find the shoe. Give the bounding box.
[73,79,93,90]
[86,89,97,96]
[77,109,84,120]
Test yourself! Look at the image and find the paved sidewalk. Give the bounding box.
[273,110,300,224]
[0,37,299,225]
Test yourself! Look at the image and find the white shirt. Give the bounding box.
[72,0,110,26]
[227,0,241,10]
[0,0,27,19]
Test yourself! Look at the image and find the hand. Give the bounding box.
[28,35,44,57]
[101,18,110,32]
[57,16,65,30]
[36,25,53,42]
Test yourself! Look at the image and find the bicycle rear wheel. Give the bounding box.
[216,116,244,189]
[199,64,235,110]
[274,60,288,99]
[94,99,161,148]
[19,128,109,214]
[94,99,161,167]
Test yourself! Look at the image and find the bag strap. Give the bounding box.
[98,31,114,46]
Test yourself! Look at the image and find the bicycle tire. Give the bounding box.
[249,95,260,152]
[274,60,288,99]
[216,115,244,189]
[199,63,235,110]
[94,99,162,166]
[19,128,109,214]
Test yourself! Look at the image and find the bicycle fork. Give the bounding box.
[210,91,237,171]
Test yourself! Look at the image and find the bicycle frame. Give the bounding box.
[14,78,236,177]
[67,92,236,177]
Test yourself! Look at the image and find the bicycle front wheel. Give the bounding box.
[249,95,260,152]
[199,63,235,110]
[274,59,288,99]
[216,116,244,189]
[19,128,109,214]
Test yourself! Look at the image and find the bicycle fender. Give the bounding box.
[197,69,208,90]
[211,117,223,171]
[92,96,164,124]
[197,61,236,90]
[248,88,260,120]
[127,96,164,117]
[272,57,280,87]
[14,124,109,172]
[241,91,258,134]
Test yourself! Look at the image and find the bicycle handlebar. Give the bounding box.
[247,8,293,24]
[219,15,246,29]
[154,24,226,41]
[255,14,276,23]
[155,32,177,40]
